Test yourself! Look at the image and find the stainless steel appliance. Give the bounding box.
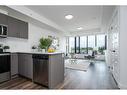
[33,54,49,87]
[0,53,10,83]
[0,24,8,38]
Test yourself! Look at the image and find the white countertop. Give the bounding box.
[11,51,64,55]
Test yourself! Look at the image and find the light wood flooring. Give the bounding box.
[0,61,119,89]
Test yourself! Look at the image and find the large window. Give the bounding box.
[80,36,87,53]
[69,37,75,53]
[97,35,105,48]
[88,35,95,53]
[68,34,106,54]
[96,35,106,54]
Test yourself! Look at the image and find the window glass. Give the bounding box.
[76,37,80,53]
[96,35,106,54]
[80,36,87,54]
[68,34,106,55]
[97,35,105,48]
[88,35,95,53]
[69,37,75,53]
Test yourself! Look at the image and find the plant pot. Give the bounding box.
[4,49,9,52]
[42,49,46,53]
[32,49,36,52]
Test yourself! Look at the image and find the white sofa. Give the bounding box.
[72,53,105,61]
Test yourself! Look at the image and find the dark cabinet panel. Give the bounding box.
[18,54,33,79]
[19,21,28,39]
[0,13,8,25]
[11,53,18,76]
[8,16,20,38]
[0,13,28,39]
[8,16,28,39]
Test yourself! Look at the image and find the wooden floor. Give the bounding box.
[0,61,119,89]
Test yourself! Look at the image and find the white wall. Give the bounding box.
[119,6,127,89]
[0,23,66,53]
[107,6,127,89]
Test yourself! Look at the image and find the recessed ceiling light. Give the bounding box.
[77,27,83,30]
[65,15,73,20]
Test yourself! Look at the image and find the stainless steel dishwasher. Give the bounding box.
[32,54,49,87]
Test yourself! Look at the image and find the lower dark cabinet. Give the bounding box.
[11,53,18,76]
[18,54,33,79]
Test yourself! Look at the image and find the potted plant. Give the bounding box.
[39,37,52,52]
[3,45,10,52]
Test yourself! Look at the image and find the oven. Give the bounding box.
[0,53,10,83]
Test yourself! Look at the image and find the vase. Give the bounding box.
[32,49,36,52]
[42,49,46,53]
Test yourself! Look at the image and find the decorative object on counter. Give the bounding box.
[48,47,55,53]
[0,44,3,52]
[48,35,59,50]
[31,45,37,52]
[39,37,52,52]
[3,45,10,52]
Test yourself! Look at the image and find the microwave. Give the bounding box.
[0,24,8,38]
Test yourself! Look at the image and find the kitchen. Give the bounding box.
[0,6,65,89]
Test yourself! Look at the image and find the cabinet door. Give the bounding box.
[49,54,64,88]
[18,54,33,79]
[11,53,18,76]
[18,54,26,76]
[8,16,20,38]
[19,21,28,39]
[0,13,8,25]
[25,54,33,79]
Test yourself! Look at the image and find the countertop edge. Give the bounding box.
[10,52,64,55]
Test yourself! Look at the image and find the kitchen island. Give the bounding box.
[11,52,64,89]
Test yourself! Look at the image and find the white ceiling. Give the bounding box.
[26,6,104,32]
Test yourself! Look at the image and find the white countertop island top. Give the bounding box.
[11,51,64,55]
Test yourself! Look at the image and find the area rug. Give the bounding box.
[65,59,91,71]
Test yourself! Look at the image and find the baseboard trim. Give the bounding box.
[118,82,127,89]
[111,74,127,89]
[11,74,19,79]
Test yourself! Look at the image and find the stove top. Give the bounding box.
[0,52,10,56]
[0,52,10,53]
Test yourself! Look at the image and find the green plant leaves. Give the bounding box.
[39,37,52,49]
